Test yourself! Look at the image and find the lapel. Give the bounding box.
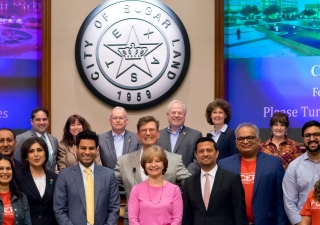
[47,134,55,151]
[131,150,143,184]
[194,172,207,213]
[73,164,86,211]
[122,130,132,155]
[173,126,187,153]
[42,171,55,202]
[216,129,227,148]
[106,131,117,164]
[30,130,37,137]
[253,152,266,197]
[68,145,77,159]
[21,169,42,200]
[94,164,101,210]
[232,154,241,175]
[207,167,224,211]
[163,129,172,152]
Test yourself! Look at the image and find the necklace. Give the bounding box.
[147,178,164,205]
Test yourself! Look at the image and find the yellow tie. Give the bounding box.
[84,168,94,225]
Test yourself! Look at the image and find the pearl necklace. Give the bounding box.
[147,178,164,205]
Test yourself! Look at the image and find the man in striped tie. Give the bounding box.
[54,130,120,225]
[182,137,248,225]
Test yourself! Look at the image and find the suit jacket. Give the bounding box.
[206,127,238,161]
[57,142,102,170]
[53,163,120,225]
[114,149,191,218]
[157,126,202,174]
[99,130,140,169]
[14,130,59,172]
[15,168,58,225]
[182,167,248,225]
[218,152,287,225]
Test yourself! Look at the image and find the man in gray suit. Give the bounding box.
[157,100,202,174]
[54,130,120,225]
[14,107,58,172]
[114,116,191,222]
[99,107,140,169]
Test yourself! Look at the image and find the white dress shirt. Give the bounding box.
[200,165,218,198]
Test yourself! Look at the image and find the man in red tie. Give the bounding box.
[182,137,248,225]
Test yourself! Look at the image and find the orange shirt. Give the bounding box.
[241,158,256,223]
[300,189,320,224]
[0,191,14,225]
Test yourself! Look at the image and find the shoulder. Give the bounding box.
[59,164,76,176]
[125,130,137,136]
[132,180,147,192]
[287,153,305,170]
[219,154,238,164]
[16,130,33,139]
[95,164,114,175]
[286,138,300,146]
[99,131,110,139]
[184,126,201,135]
[165,151,181,160]
[218,167,237,177]
[159,128,168,134]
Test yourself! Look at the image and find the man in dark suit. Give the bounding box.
[54,130,120,225]
[99,106,140,169]
[183,137,248,225]
[157,100,202,174]
[0,128,22,168]
[14,107,58,172]
[218,123,287,225]
[114,116,191,223]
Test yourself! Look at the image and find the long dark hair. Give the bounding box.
[0,155,23,199]
[61,115,91,147]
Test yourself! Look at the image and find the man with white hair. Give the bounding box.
[157,100,202,174]
[99,106,140,169]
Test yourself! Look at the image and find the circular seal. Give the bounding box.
[75,0,190,110]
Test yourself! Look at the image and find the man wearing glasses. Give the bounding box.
[283,120,320,225]
[99,106,141,169]
[218,122,286,225]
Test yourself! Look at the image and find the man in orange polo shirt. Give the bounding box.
[218,122,287,225]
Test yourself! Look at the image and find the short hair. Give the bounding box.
[0,155,22,198]
[137,116,159,132]
[270,112,289,128]
[166,100,187,115]
[314,180,320,202]
[20,137,49,170]
[0,128,16,139]
[31,107,49,120]
[61,115,92,147]
[75,130,99,148]
[110,106,127,118]
[195,137,218,153]
[141,145,168,175]
[205,99,232,125]
[235,123,260,138]
[302,120,320,137]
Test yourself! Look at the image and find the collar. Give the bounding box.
[167,125,184,134]
[79,162,95,173]
[35,131,47,138]
[200,164,218,178]
[266,136,290,145]
[112,130,125,138]
[210,124,228,135]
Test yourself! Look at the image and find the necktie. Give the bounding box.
[41,134,52,163]
[84,168,94,225]
[203,173,210,210]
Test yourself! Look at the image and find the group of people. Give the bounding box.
[0,99,319,225]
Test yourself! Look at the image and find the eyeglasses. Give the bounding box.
[303,132,320,140]
[236,136,257,143]
[139,128,158,134]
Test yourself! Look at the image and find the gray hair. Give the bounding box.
[166,100,187,115]
[235,123,260,138]
[110,106,127,118]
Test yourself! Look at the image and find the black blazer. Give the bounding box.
[182,167,248,225]
[207,127,238,161]
[15,168,58,225]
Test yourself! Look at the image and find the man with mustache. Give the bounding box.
[283,120,320,225]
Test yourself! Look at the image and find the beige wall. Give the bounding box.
[51,0,215,140]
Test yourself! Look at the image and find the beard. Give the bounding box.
[305,141,320,153]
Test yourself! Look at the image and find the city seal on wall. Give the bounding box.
[75,0,190,110]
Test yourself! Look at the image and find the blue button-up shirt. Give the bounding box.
[167,126,183,152]
[282,152,320,224]
[112,131,125,159]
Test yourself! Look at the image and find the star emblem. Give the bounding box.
[104,26,162,79]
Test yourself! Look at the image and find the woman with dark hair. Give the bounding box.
[300,180,320,224]
[0,155,31,225]
[261,112,301,170]
[205,99,238,160]
[57,114,101,170]
[128,145,182,225]
[15,137,57,225]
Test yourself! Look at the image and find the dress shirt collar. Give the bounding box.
[210,124,228,136]
[167,125,184,135]
[200,164,218,178]
[35,131,47,138]
[112,130,125,138]
[79,161,95,173]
